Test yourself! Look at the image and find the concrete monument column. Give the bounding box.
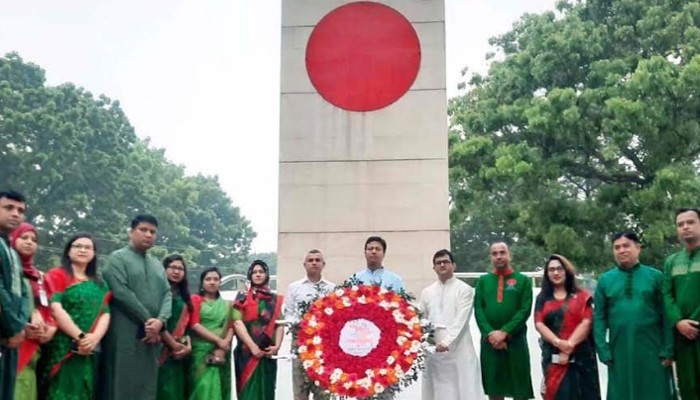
[278,0,449,296]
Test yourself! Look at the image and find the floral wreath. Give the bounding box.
[293,280,426,399]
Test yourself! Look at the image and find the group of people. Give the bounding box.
[2,186,700,400]
[414,208,700,400]
[0,190,285,400]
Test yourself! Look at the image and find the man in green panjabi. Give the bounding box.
[593,230,675,400]
[663,208,700,400]
[0,190,30,400]
[100,215,172,400]
[474,242,534,400]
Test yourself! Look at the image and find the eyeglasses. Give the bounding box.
[434,260,452,266]
[547,266,565,273]
[71,244,94,251]
[167,266,185,272]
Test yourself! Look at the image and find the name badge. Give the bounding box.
[39,289,49,307]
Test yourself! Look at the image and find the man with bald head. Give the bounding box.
[474,242,534,400]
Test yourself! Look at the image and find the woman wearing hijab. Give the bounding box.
[188,267,234,400]
[10,223,57,400]
[232,260,284,400]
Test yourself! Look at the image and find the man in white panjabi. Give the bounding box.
[419,249,486,400]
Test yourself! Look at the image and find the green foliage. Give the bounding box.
[0,53,256,270]
[449,0,700,273]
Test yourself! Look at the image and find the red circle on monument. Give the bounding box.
[305,2,421,112]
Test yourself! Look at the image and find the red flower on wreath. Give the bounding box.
[296,285,423,398]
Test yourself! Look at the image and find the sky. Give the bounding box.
[0,0,556,252]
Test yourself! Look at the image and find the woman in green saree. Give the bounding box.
[38,233,111,400]
[233,260,284,400]
[156,254,194,400]
[188,267,234,400]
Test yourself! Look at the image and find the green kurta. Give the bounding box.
[474,270,534,399]
[593,264,675,400]
[99,246,172,400]
[663,247,700,400]
[0,233,30,400]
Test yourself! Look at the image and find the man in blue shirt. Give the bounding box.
[352,236,404,292]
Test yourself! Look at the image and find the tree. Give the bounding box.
[449,0,700,273]
[0,52,255,269]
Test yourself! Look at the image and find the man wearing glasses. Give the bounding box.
[419,249,484,400]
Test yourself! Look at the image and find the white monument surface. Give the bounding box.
[278,0,450,296]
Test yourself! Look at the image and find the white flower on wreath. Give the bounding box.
[342,297,352,307]
[410,340,421,353]
[298,345,308,353]
[410,317,420,325]
[408,306,415,312]
[379,300,391,310]
[330,368,343,383]
[379,368,388,375]
[365,369,375,378]
[396,336,407,346]
[303,360,314,369]
[312,336,322,345]
[324,307,333,316]
[343,382,353,389]
[404,350,411,356]
[316,366,324,375]
[335,289,345,296]
[314,380,321,387]
[392,310,404,322]
[386,355,396,365]
[315,350,322,358]
[374,383,385,394]
[390,301,399,309]
[357,295,367,304]
[379,288,388,295]
[309,318,318,328]
[351,285,359,291]
[359,377,372,389]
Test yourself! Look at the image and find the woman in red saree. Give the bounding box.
[232,260,284,400]
[535,254,601,400]
[38,233,111,400]
[11,223,56,400]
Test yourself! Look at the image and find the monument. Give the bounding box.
[278,0,449,295]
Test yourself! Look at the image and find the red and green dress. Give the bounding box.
[38,268,111,400]
[157,292,194,400]
[474,269,534,399]
[233,287,283,400]
[188,294,232,400]
[535,290,601,400]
